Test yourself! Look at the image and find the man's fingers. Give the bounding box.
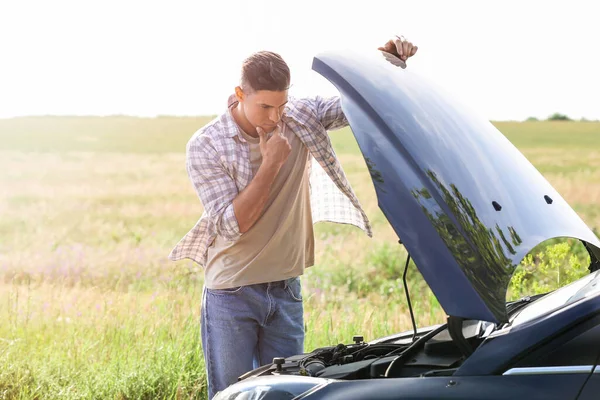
[278,123,287,137]
[393,37,404,58]
[379,35,417,65]
[403,41,411,60]
[257,126,266,142]
[379,40,395,54]
[386,40,396,53]
[273,125,282,137]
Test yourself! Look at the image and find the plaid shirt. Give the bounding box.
[169,95,372,266]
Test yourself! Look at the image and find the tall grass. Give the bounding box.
[0,117,598,398]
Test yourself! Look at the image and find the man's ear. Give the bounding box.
[235,86,245,102]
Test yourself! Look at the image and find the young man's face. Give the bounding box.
[237,87,288,134]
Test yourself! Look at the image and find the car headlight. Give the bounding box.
[214,384,292,400]
[213,376,329,400]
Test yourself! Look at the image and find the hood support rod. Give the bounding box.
[402,245,418,342]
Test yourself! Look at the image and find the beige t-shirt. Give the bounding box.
[204,123,315,289]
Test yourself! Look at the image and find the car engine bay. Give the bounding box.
[238,319,494,381]
[236,248,552,384]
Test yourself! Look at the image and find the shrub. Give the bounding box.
[509,242,590,299]
[547,112,571,121]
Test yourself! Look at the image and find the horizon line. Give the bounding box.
[1,114,597,123]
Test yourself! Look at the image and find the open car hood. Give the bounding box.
[312,49,600,324]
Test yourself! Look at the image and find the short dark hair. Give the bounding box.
[241,51,290,92]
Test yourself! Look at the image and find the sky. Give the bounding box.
[1,0,599,121]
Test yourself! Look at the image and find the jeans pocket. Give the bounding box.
[206,286,245,295]
[285,278,303,302]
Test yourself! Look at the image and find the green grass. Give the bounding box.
[0,116,599,399]
[494,121,600,149]
[0,116,211,154]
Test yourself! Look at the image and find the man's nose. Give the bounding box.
[269,108,282,123]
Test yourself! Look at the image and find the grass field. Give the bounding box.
[0,116,599,399]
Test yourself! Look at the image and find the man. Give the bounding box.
[169,36,418,399]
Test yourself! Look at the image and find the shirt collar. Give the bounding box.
[221,94,246,141]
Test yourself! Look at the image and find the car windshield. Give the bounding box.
[510,270,600,326]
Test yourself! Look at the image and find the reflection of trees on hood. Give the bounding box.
[364,156,386,193]
[410,170,523,321]
[508,226,522,247]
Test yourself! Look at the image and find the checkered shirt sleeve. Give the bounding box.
[186,135,241,242]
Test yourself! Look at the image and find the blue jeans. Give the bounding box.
[201,277,304,399]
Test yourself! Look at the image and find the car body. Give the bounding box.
[213,49,600,400]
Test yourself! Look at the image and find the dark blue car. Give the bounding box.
[212,49,600,400]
